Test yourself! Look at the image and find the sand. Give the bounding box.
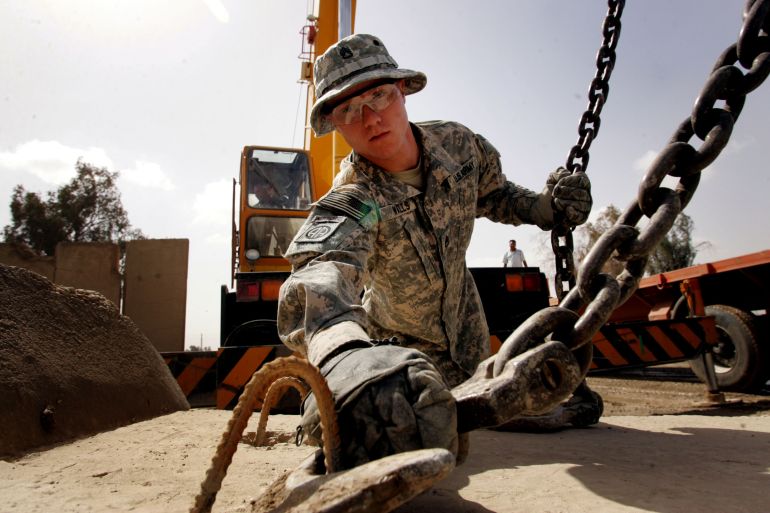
[2,409,769,513]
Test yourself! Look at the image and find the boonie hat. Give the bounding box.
[310,33,427,136]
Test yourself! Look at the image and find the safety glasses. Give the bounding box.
[330,83,401,126]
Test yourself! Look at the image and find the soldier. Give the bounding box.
[278,34,595,470]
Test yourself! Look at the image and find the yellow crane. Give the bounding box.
[221,0,356,346]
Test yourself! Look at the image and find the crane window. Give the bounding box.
[247,149,311,210]
[245,215,307,259]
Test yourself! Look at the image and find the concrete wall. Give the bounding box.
[1,239,190,354]
[0,244,55,281]
[55,242,121,307]
[123,239,189,352]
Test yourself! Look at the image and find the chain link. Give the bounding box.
[553,0,625,300]
[502,0,770,378]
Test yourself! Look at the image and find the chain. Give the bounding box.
[552,0,625,300]
[505,0,770,377]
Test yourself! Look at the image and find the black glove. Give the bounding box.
[547,167,592,226]
[300,343,458,470]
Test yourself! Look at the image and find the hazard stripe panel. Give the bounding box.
[177,356,217,396]
[216,347,274,409]
[164,350,219,405]
[589,316,716,372]
[162,345,297,409]
[487,317,716,374]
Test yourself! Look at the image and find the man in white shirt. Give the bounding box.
[502,239,527,267]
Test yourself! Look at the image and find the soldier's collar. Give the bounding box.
[349,151,423,203]
[347,123,462,193]
[411,123,460,186]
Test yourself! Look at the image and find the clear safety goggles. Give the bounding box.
[330,83,401,126]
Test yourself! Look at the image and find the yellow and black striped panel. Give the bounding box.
[163,345,298,409]
[589,316,717,372]
[164,351,218,407]
[215,345,297,410]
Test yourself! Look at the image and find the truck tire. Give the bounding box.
[689,304,768,392]
[223,319,281,347]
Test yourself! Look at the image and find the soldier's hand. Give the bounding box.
[546,167,592,226]
[300,343,458,470]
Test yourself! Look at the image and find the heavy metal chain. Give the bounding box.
[552,0,625,300]
[505,0,770,375]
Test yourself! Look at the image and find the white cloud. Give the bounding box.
[121,160,175,190]
[193,179,232,227]
[0,140,113,184]
[723,136,754,156]
[633,149,658,175]
[201,0,229,23]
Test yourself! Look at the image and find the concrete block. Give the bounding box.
[0,243,55,281]
[123,239,189,352]
[55,242,121,307]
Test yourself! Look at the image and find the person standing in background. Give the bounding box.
[502,239,527,267]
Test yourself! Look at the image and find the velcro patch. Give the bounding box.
[447,161,474,187]
[317,189,374,223]
[295,216,347,243]
[379,199,416,220]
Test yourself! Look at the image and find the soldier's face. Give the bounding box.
[333,81,415,171]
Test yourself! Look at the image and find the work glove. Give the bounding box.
[546,167,592,226]
[300,341,458,470]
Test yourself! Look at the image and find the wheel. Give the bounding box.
[223,319,281,347]
[689,304,768,392]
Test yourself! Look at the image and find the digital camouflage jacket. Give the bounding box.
[277,121,555,385]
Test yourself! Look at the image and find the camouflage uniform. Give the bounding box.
[278,120,556,387]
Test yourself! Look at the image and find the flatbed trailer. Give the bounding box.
[589,249,770,392]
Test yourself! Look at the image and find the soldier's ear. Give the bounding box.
[396,80,407,97]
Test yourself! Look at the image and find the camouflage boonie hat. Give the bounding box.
[310,33,427,136]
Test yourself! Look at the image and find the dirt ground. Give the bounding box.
[2,371,769,513]
[588,366,770,417]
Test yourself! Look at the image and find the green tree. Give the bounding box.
[573,204,625,277]
[645,212,701,274]
[574,204,706,276]
[3,160,143,256]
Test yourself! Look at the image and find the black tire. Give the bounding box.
[689,304,768,392]
[223,319,280,347]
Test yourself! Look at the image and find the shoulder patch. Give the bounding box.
[294,216,347,243]
[317,189,379,228]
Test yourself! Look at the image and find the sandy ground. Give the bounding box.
[2,376,770,513]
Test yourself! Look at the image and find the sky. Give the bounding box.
[2,0,768,349]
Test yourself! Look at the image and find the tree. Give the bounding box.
[3,160,143,256]
[645,212,702,274]
[187,345,213,352]
[573,204,625,277]
[573,204,706,276]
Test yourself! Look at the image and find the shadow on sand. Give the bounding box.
[393,415,770,513]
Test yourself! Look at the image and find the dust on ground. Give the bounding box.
[2,261,769,511]
[2,373,769,513]
[589,366,770,417]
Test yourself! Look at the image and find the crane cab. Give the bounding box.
[222,146,316,346]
